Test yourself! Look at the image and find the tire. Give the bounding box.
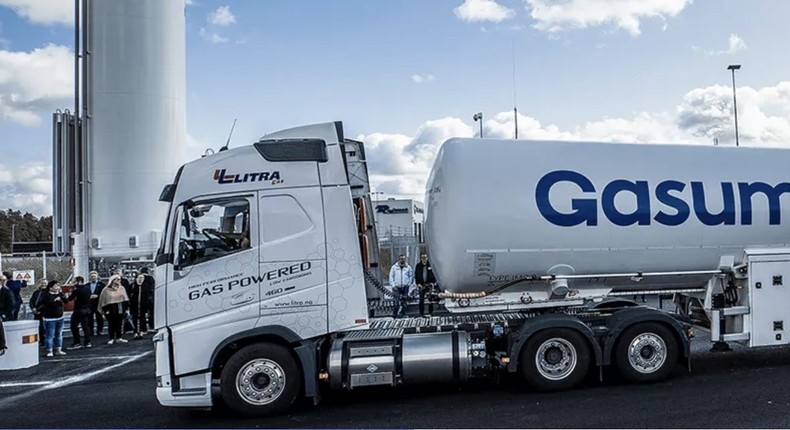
[520,328,591,391]
[219,342,302,416]
[614,322,678,383]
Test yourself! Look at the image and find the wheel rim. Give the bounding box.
[535,337,578,381]
[627,332,667,374]
[235,358,287,405]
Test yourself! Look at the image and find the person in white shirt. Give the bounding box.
[389,254,414,318]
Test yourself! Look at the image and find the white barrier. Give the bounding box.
[0,320,40,370]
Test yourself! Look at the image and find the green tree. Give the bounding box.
[0,209,52,253]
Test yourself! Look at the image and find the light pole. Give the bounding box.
[727,64,741,147]
[473,112,483,138]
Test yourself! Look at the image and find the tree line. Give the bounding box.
[0,209,52,253]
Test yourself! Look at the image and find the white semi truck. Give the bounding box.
[153,121,790,416]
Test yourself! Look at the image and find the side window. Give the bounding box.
[176,199,251,268]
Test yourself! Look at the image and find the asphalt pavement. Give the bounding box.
[2,319,790,428]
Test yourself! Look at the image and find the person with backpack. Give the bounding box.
[40,280,68,357]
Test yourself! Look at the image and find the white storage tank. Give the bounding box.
[425,139,790,293]
[86,0,186,259]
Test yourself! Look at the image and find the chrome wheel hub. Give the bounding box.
[627,332,667,374]
[535,338,577,381]
[235,359,286,405]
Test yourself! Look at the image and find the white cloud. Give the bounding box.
[703,34,748,56]
[0,161,52,215]
[208,5,236,26]
[411,74,435,84]
[0,44,73,126]
[454,0,516,23]
[0,0,73,25]
[524,0,692,36]
[199,28,229,44]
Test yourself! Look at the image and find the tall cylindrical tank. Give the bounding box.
[425,139,790,293]
[86,0,186,259]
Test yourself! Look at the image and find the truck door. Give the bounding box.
[167,194,260,375]
[257,188,329,339]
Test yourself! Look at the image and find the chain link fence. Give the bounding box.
[0,252,73,305]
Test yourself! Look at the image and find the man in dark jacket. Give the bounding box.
[86,271,106,335]
[66,277,92,349]
[140,267,156,332]
[415,252,437,317]
[0,274,14,322]
[29,280,47,342]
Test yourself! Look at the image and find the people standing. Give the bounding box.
[87,271,105,336]
[29,278,48,343]
[0,274,14,321]
[40,280,67,357]
[65,276,92,349]
[414,252,437,317]
[3,271,25,320]
[129,274,151,339]
[98,275,129,344]
[389,254,414,319]
[140,267,155,332]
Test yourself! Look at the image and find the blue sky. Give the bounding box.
[1,0,789,215]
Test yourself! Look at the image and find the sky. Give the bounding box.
[1,0,789,216]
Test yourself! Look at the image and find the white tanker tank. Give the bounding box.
[425,138,790,296]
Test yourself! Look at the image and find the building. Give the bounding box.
[374,198,424,243]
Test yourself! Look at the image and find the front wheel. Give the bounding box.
[614,322,678,383]
[220,343,302,416]
[520,328,591,391]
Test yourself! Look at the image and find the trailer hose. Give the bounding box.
[363,269,399,299]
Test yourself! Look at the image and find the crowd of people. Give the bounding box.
[12,268,157,357]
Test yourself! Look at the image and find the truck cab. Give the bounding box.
[153,122,376,410]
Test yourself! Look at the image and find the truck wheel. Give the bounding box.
[615,322,678,383]
[520,329,590,391]
[220,343,302,416]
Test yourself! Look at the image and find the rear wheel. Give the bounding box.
[520,328,591,391]
[220,343,301,416]
[615,322,678,383]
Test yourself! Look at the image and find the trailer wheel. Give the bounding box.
[520,329,590,391]
[220,342,301,416]
[615,322,678,383]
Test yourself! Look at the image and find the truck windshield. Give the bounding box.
[177,199,250,268]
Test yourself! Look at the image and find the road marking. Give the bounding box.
[0,351,152,407]
[46,355,144,362]
[0,381,53,388]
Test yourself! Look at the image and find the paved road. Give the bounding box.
[2,331,790,429]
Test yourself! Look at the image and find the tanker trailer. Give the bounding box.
[426,138,790,312]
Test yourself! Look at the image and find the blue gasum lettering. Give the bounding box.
[535,170,790,227]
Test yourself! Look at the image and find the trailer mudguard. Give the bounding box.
[601,307,691,366]
[506,313,603,373]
